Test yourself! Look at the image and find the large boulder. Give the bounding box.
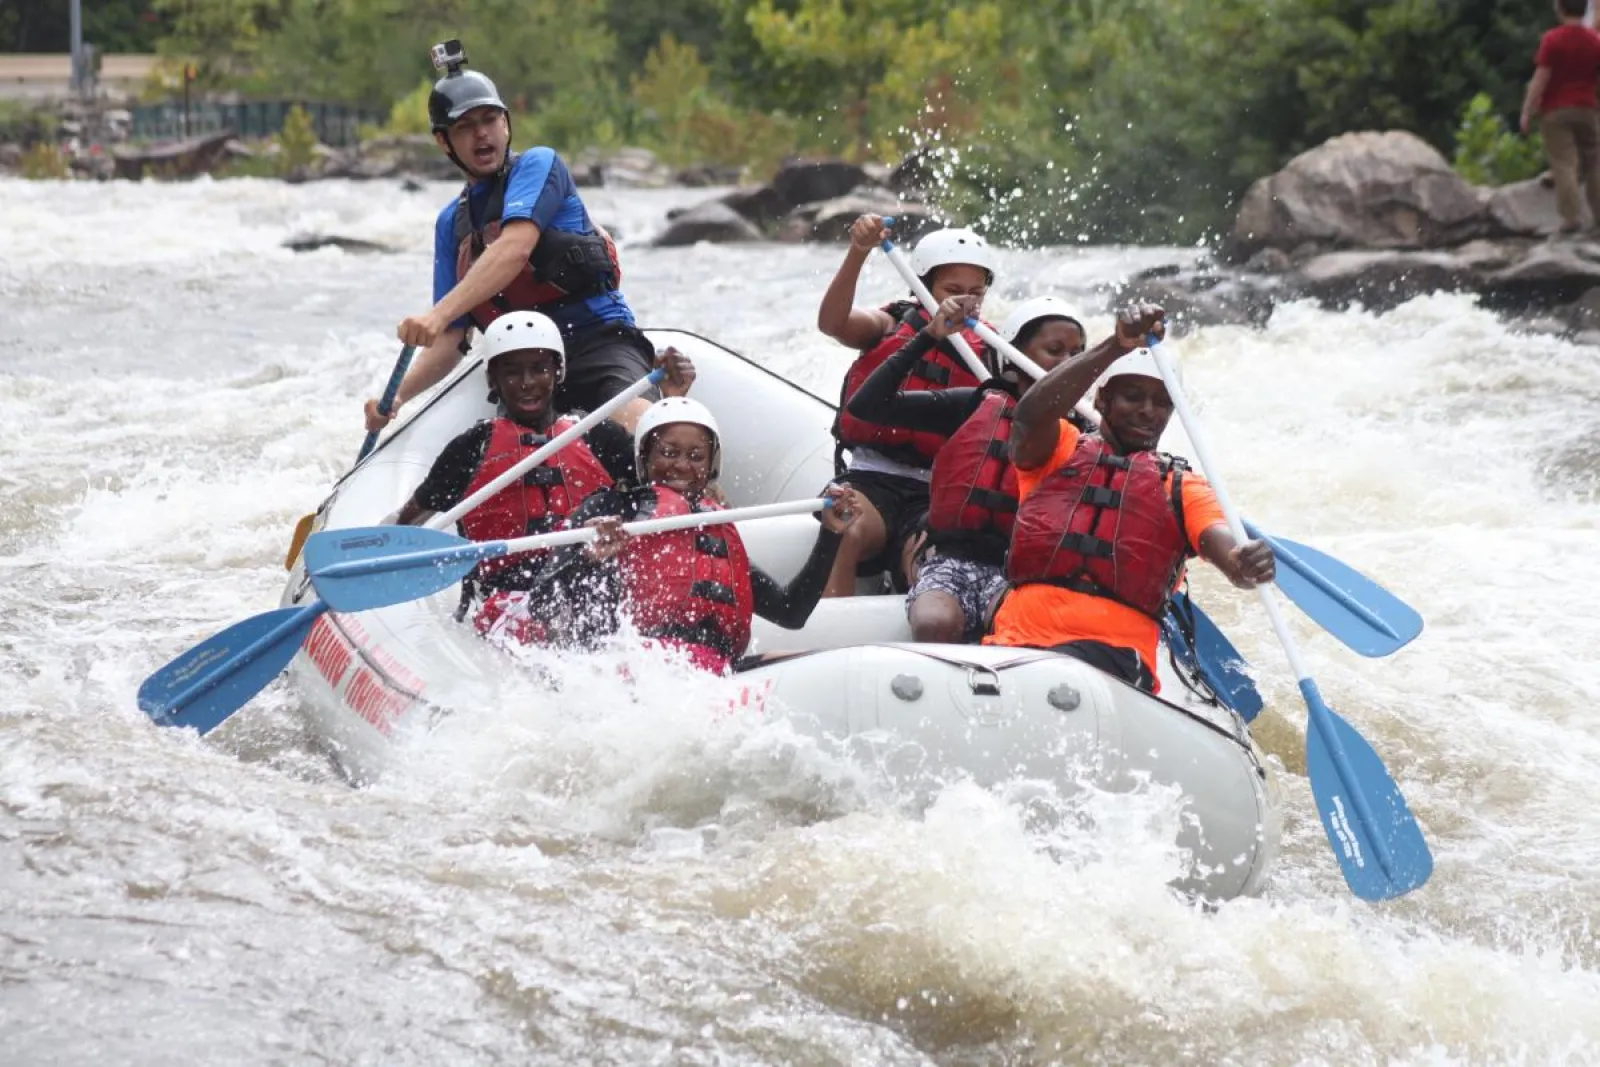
[770,157,870,209]
[777,192,931,243]
[717,184,791,228]
[651,201,763,246]
[1484,239,1600,303]
[1486,176,1590,237]
[569,146,674,188]
[1291,250,1479,310]
[1226,131,1489,260]
[1114,266,1278,331]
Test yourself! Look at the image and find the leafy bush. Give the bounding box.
[20,143,72,180]
[0,101,54,147]
[379,77,435,137]
[276,103,319,174]
[1453,92,1544,186]
[628,34,807,174]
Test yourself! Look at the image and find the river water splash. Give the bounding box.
[3,177,1599,1065]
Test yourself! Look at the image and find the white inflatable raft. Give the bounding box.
[279,329,1282,900]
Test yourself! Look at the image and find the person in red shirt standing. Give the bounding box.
[1522,0,1600,236]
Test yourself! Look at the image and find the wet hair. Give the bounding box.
[1011,314,1086,353]
[1559,0,1586,15]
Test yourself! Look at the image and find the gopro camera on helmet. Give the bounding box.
[430,39,467,75]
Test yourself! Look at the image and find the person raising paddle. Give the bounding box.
[365,40,658,437]
[846,295,1088,643]
[817,215,1000,599]
[519,398,865,672]
[395,311,693,640]
[985,304,1275,692]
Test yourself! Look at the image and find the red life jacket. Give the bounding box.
[1005,435,1193,619]
[453,154,622,330]
[834,304,987,465]
[927,390,1019,544]
[616,487,754,662]
[459,416,613,583]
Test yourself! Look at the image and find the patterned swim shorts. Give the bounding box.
[907,554,1009,642]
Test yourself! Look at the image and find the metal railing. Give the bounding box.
[130,100,384,146]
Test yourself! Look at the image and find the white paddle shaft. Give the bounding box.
[1148,344,1312,682]
[879,241,992,383]
[431,370,663,530]
[494,497,828,555]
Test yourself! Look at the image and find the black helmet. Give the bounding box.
[429,68,506,132]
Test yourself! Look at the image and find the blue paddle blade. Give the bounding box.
[1301,679,1433,900]
[1243,521,1423,658]
[1175,592,1264,723]
[137,603,324,735]
[1162,595,1262,722]
[304,525,494,612]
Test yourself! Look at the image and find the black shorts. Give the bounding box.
[829,468,930,589]
[1047,640,1156,692]
[555,322,660,413]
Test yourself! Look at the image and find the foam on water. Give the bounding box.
[4,176,1600,1064]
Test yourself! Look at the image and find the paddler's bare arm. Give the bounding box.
[397,219,541,348]
[817,214,895,348]
[1011,303,1167,470]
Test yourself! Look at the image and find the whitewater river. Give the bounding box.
[3,176,1598,1065]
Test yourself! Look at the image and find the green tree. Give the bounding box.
[276,102,319,175]
[149,0,284,89]
[253,0,620,149]
[738,0,1006,158]
[607,0,725,73]
[1453,91,1543,186]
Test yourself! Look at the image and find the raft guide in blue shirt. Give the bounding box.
[431,147,634,337]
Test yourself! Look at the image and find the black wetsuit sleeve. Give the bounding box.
[412,423,492,513]
[749,528,844,629]
[584,419,637,486]
[844,329,982,435]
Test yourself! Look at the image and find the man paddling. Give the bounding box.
[365,39,658,435]
[396,310,693,642]
[985,305,1276,692]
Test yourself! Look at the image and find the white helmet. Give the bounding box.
[1094,346,1181,395]
[634,396,722,480]
[479,311,565,381]
[910,227,998,281]
[1000,296,1084,344]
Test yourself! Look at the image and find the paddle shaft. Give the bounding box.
[357,345,417,463]
[968,316,1102,426]
[1147,342,1402,883]
[877,239,991,383]
[430,368,665,531]
[316,498,829,581]
[491,497,827,555]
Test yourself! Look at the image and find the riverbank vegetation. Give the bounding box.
[11,0,1552,243]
